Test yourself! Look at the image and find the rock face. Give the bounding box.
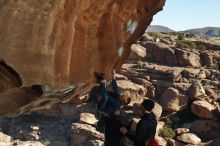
[0,0,165,116]
[0,0,165,89]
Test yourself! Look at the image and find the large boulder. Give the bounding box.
[159,87,189,113]
[117,80,147,104]
[143,42,178,66]
[152,103,162,120]
[0,0,165,116]
[191,100,216,120]
[175,49,201,67]
[187,82,206,101]
[0,132,12,143]
[129,44,147,61]
[191,120,220,140]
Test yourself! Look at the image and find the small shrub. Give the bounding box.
[197,44,206,50]
[175,40,196,49]
[137,60,145,68]
[185,40,196,49]
[159,118,175,138]
[175,41,187,48]
[159,125,175,138]
[177,33,185,40]
[148,32,161,41]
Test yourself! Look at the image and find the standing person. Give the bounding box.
[103,110,124,146]
[120,99,157,146]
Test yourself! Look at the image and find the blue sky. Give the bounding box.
[151,0,220,31]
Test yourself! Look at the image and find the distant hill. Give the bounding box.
[146,25,175,32]
[183,27,220,37]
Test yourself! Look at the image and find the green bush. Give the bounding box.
[148,32,160,40]
[197,44,206,50]
[175,40,196,49]
[159,125,175,138]
[176,41,187,48]
[177,33,185,40]
[159,118,175,138]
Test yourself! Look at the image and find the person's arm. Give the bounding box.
[97,83,109,111]
[111,69,121,98]
[125,131,136,142]
[111,79,120,98]
[126,120,148,144]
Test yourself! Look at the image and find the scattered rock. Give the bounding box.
[71,123,104,146]
[177,133,201,145]
[156,121,165,136]
[155,136,167,146]
[14,140,45,146]
[79,113,98,125]
[167,138,185,146]
[175,128,189,135]
[87,140,104,146]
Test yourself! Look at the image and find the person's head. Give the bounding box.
[119,95,131,105]
[133,99,155,116]
[141,99,155,112]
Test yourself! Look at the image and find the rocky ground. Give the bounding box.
[0,32,220,146]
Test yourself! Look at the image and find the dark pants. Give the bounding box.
[104,115,123,146]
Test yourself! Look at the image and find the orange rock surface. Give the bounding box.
[0,0,165,89]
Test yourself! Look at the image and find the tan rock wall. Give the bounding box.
[0,0,165,89]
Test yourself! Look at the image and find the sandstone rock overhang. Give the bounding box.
[0,0,165,90]
[0,0,165,116]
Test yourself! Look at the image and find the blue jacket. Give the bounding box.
[97,79,122,114]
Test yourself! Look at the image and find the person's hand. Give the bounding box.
[120,127,128,135]
[111,69,116,79]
